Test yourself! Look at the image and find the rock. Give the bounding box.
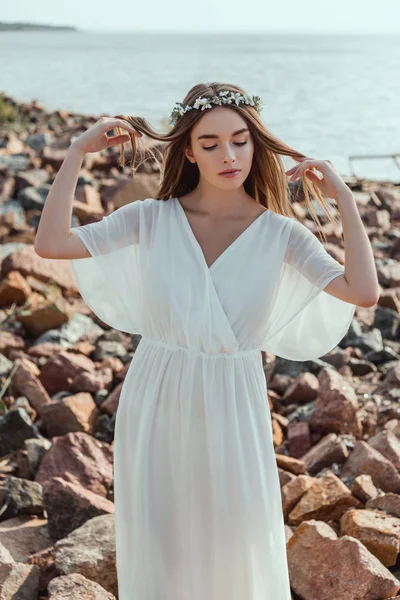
[368,430,400,472]
[340,507,400,566]
[43,476,114,541]
[54,513,117,595]
[0,330,25,356]
[0,353,13,377]
[38,350,97,396]
[11,357,52,413]
[0,561,41,599]
[275,454,306,476]
[35,431,113,498]
[39,392,100,437]
[301,432,349,475]
[281,474,315,519]
[342,441,400,493]
[288,472,362,526]
[0,541,14,564]
[287,421,311,459]
[309,367,363,437]
[0,270,32,306]
[366,493,400,519]
[100,380,123,415]
[0,515,52,562]
[287,520,400,600]
[351,474,381,503]
[24,133,51,151]
[278,468,296,488]
[0,475,43,520]
[281,372,320,404]
[48,572,116,599]
[0,408,46,458]
[377,258,400,287]
[25,437,52,475]
[17,296,72,336]
[14,168,49,190]
[2,245,77,291]
[17,183,51,210]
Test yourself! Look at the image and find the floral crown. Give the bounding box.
[169,90,263,126]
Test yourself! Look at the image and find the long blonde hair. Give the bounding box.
[114,81,341,243]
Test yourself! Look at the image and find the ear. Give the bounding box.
[185,145,196,164]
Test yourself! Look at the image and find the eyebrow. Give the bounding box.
[197,128,249,140]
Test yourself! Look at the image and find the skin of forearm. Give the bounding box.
[34,143,85,254]
[336,189,380,304]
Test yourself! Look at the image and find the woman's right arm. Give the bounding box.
[34,117,142,260]
[34,143,90,259]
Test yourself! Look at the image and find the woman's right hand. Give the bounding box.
[70,116,142,155]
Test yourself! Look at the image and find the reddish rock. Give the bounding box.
[368,430,400,472]
[281,372,319,404]
[72,366,114,394]
[39,392,100,437]
[1,245,77,291]
[281,474,315,519]
[0,270,32,306]
[288,472,362,526]
[275,454,306,476]
[309,367,363,437]
[287,421,311,459]
[278,468,296,488]
[38,350,96,396]
[301,432,349,475]
[287,520,400,600]
[340,507,400,566]
[351,474,381,503]
[0,330,25,356]
[35,431,113,498]
[342,441,400,493]
[11,357,52,413]
[366,493,400,519]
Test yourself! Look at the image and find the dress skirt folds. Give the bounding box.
[69,197,356,599]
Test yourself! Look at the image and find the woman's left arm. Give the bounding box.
[285,158,380,308]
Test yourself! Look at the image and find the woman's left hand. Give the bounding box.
[285,157,351,200]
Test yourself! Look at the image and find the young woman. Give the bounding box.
[35,82,379,599]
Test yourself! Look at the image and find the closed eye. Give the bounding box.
[203,141,248,151]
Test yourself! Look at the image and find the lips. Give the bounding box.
[219,169,240,174]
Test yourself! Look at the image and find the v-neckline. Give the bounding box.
[174,196,269,272]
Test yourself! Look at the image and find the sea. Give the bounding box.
[1,30,400,182]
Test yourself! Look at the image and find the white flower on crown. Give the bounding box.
[169,90,263,126]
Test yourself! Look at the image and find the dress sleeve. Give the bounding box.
[260,218,356,361]
[69,199,150,334]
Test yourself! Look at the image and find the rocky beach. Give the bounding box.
[0,91,400,599]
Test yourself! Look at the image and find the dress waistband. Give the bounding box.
[140,336,261,359]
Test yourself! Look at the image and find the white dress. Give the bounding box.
[69,197,356,600]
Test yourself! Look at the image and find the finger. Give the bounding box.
[115,125,143,138]
[100,117,138,134]
[106,134,132,146]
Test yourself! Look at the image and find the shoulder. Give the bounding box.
[118,197,166,218]
[267,209,295,234]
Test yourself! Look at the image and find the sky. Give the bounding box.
[1,0,400,34]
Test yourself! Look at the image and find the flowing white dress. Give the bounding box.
[69,196,356,600]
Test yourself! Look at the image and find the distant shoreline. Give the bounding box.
[0,22,78,32]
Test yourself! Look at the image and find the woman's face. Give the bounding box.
[185,106,254,188]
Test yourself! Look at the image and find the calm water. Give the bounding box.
[1,31,400,182]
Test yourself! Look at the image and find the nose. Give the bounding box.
[223,144,236,163]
